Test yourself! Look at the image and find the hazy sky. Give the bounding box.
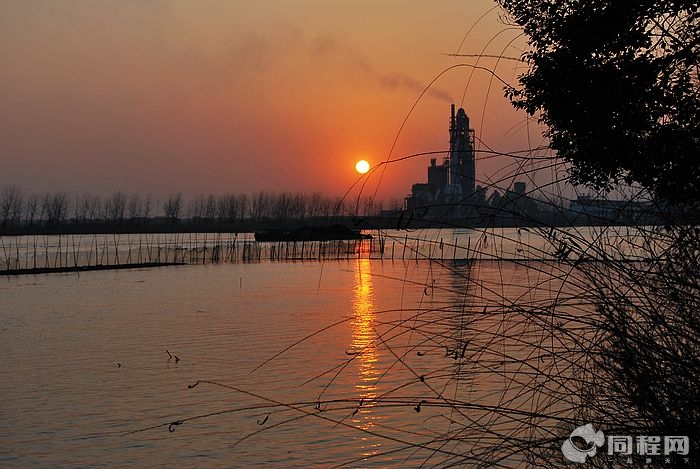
[0,0,542,200]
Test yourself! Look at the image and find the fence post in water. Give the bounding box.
[54,235,61,268]
[126,234,132,264]
[92,234,97,266]
[63,235,69,268]
[188,233,192,264]
[43,234,48,268]
[71,235,77,269]
[18,236,24,270]
[202,233,206,264]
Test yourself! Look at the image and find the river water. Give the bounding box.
[0,227,649,467]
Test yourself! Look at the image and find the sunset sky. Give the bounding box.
[0,0,544,201]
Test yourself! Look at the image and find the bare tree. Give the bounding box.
[42,192,68,225]
[273,192,290,221]
[371,197,384,216]
[204,194,216,223]
[250,191,272,220]
[104,191,127,223]
[25,194,38,225]
[291,192,306,220]
[142,194,152,221]
[39,193,50,224]
[237,193,248,220]
[163,192,182,223]
[217,194,233,223]
[332,196,347,218]
[1,185,23,226]
[74,193,94,223]
[319,196,334,221]
[358,195,376,217]
[127,194,142,221]
[188,195,202,220]
[307,192,323,219]
[87,195,101,222]
[73,193,85,223]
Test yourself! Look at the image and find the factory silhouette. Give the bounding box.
[403,104,537,220]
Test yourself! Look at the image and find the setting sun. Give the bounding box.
[355,160,370,174]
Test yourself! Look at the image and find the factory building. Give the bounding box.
[405,104,476,211]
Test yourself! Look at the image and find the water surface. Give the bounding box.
[1,227,617,467]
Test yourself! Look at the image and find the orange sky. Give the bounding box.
[0,0,546,201]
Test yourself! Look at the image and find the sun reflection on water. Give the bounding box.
[351,257,378,396]
[349,257,384,458]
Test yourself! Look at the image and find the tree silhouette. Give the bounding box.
[499,0,700,203]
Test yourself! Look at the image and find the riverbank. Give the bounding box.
[0,206,680,236]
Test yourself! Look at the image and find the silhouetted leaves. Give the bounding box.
[499,0,700,203]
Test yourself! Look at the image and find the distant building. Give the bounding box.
[405,104,476,211]
[569,195,653,222]
[428,157,448,190]
[492,181,538,218]
[513,181,526,195]
[401,105,545,223]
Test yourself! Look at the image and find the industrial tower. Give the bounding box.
[404,104,477,213]
[448,104,476,199]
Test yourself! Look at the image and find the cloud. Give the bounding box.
[309,33,453,102]
[230,29,453,102]
[229,25,304,74]
[377,72,453,102]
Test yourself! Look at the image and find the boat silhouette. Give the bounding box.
[254,225,372,242]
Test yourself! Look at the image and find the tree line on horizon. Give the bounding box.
[0,185,407,227]
[1,184,575,230]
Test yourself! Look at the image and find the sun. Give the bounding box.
[355,160,370,174]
